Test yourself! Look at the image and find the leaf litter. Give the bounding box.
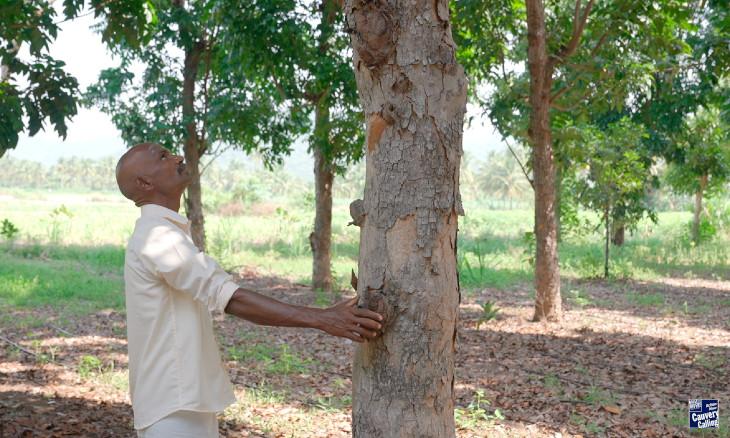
[1,269,728,437]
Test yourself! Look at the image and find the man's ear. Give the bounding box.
[136,176,153,191]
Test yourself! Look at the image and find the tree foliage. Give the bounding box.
[218,0,364,171]
[453,0,694,147]
[566,118,655,275]
[84,0,308,165]
[666,105,730,198]
[0,0,150,157]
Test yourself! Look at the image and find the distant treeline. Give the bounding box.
[0,156,118,191]
[0,153,701,212]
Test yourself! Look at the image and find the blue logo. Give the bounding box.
[689,399,719,429]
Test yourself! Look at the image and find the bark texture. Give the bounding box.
[182,43,206,251]
[345,1,466,436]
[692,174,708,244]
[526,0,561,322]
[311,115,334,291]
[604,205,610,278]
[611,223,625,246]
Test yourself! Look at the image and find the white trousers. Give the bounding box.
[137,410,219,438]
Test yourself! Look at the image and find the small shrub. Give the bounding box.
[454,389,504,430]
[686,217,718,243]
[475,301,500,329]
[1,219,19,240]
[47,204,73,244]
[521,231,535,267]
[78,355,103,379]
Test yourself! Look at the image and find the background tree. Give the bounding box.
[0,0,149,158]
[85,0,308,250]
[220,0,364,291]
[567,118,654,277]
[479,149,532,208]
[453,0,691,321]
[633,1,730,245]
[666,105,730,243]
[345,0,466,435]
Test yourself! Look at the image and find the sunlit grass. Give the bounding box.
[0,251,124,311]
[1,189,728,316]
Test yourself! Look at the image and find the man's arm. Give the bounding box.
[224,289,383,343]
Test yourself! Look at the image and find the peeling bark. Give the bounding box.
[345,0,466,436]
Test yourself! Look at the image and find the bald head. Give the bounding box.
[115,143,191,208]
[116,143,159,203]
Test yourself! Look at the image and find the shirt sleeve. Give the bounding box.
[140,225,239,313]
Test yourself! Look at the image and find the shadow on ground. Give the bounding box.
[0,391,134,437]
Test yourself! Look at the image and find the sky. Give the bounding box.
[6,8,507,180]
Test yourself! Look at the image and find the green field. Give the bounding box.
[1,188,728,315]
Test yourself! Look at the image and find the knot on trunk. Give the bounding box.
[349,0,395,68]
[349,199,366,227]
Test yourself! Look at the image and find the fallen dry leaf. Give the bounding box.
[602,404,622,415]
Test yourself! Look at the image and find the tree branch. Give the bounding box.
[549,86,593,111]
[552,0,595,65]
[198,5,222,153]
[590,29,610,57]
[502,134,534,190]
[199,142,228,176]
[550,82,574,103]
[0,334,37,356]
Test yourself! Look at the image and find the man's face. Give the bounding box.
[140,144,192,198]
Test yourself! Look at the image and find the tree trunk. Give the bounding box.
[310,104,334,291]
[345,0,466,436]
[604,204,610,279]
[692,174,708,244]
[555,164,562,242]
[527,0,561,322]
[611,223,625,246]
[182,42,206,251]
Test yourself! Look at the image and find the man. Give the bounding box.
[116,142,383,437]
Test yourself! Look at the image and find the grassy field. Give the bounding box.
[0,188,728,313]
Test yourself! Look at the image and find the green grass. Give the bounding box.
[228,343,314,375]
[1,189,728,317]
[566,288,594,308]
[0,248,124,312]
[626,292,666,308]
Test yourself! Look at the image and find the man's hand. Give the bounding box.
[224,288,383,343]
[317,297,383,343]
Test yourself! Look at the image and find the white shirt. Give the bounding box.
[124,204,238,429]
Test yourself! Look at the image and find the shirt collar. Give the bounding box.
[140,204,190,232]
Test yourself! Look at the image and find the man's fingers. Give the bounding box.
[353,317,381,331]
[352,325,378,339]
[353,307,383,322]
[344,331,365,343]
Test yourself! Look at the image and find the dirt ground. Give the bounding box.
[1,268,728,437]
